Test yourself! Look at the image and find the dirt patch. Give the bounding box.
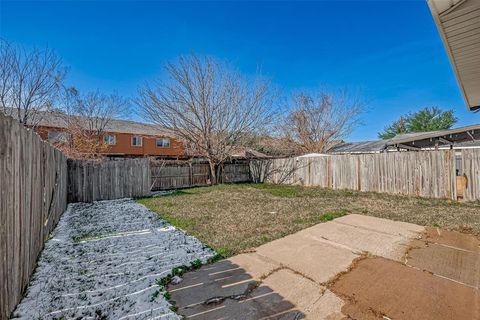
[406,227,480,288]
[330,257,479,320]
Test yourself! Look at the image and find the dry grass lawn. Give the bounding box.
[138,183,480,257]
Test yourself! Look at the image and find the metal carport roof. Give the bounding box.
[328,124,480,153]
[387,124,480,149]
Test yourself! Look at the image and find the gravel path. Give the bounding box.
[12,198,214,320]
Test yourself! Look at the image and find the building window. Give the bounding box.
[104,134,116,145]
[48,130,70,143]
[156,138,171,148]
[131,136,143,146]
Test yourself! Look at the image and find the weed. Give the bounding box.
[190,259,202,270]
[213,247,233,258]
[172,265,188,277]
[207,253,224,264]
[150,290,160,302]
[163,291,171,300]
[293,209,349,225]
[260,235,271,242]
[319,209,350,221]
[156,275,171,288]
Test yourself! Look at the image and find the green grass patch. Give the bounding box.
[293,209,350,225]
[320,209,350,221]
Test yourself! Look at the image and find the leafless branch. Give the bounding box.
[56,88,129,159]
[0,39,67,126]
[137,54,277,183]
[280,88,364,154]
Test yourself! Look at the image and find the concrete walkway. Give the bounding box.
[12,199,214,320]
[169,214,479,319]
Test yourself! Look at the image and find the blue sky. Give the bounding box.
[1,0,478,141]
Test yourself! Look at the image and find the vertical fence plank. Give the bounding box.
[462,149,480,201]
[0,113,68,319]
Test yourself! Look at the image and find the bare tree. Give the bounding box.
[57,88,129,159]
[281,89,364,154]
[137,54,277,183]
[0,40,67,125]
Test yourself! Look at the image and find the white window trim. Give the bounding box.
[131,136,143,147]
[104,134,116,145]
[156,138,171,148]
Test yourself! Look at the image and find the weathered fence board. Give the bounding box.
[461,149,480,201]
[67,158,151,202]
[219,162,251,183]
[150,160,251,191]
[0,114,68,319]
[261,150,461,200]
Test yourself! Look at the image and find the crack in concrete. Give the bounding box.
[186,260,327,312]
[202,281,260,306]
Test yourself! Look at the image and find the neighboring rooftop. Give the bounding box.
[427,0,480,111]
[32,110,174,137]
[328,140,388,154]
[229,147,270,159]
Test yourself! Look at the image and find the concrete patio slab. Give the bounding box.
[255,233,359,284]
[169,258,345,320]
[422,227,480,252]
[170,261,303,319]
[176,285,302,320]
[228,252,281,280]
[262,269,345,320]
[169,259,260,308]
[330,257,479,320]
[333,213,425,238]
[298,221,412,260]
[407,227,480,288]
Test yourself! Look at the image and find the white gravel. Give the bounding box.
[12,198,215,320]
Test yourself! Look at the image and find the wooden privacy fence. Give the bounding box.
[150,160,210,190]
[256,150,465,200]
[460,149,480,201]
[219,161,251,183]
[68,158,151,202]
[150,160,251,191]
[68,158,252,201]
[0,114,68,319]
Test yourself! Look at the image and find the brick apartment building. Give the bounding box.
[33,111,185,158]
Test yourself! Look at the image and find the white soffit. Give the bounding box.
[427,0,480,111]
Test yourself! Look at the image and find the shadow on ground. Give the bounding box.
[169,260,305,320]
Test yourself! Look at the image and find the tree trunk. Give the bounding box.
[208,159,217,185]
